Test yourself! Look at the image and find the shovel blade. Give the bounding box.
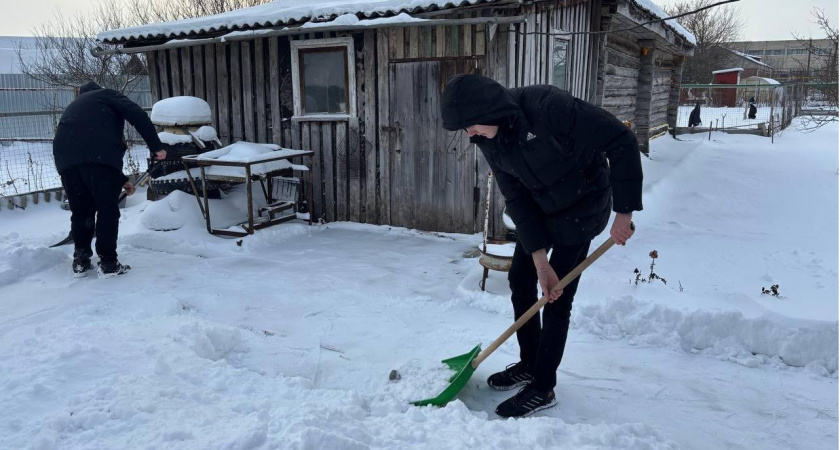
[410,344,481,407]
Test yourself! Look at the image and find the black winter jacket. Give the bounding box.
[53,82,163,174]
[441,74,643,253]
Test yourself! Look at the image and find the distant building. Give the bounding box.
[725,39,836,81]
[718,46,774,78]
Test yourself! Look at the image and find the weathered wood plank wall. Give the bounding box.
[649,56,674,134]
[142,0,648,238]
[602,31,640,122]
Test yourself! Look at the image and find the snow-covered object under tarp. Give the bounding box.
[157,132,194,145]
[190,125,223,147]
[151,96,212,126]
[194,126,219,142]
[192,142,311,179]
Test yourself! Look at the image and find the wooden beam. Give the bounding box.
[168,49,181,95]
[363,30,377,224]
[377,30,391,225]
[215,44,230,143]
[192,46,204,100]
[255,39,267,143]
[269,37,283,146]
[241,41,255,142]
[230,43,243,142]
[634,40,656,154]
[181,47,193,96]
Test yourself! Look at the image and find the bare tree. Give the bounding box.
[793,8,839,131]
[17,0,273,94]
[665,0,744,83]
[17,1,146,94]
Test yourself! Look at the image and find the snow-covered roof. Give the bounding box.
[742,76,780,85]
[724,47,772,68]
[631,0,696,45]
[712,68,744,74]
[97,0,493,43]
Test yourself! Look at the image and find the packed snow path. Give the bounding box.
[0,119,836,449]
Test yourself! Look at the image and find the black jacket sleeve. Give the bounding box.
[108,90,163,156]
[546,92,643,214]
[600,126,643,213]
[485,154,551,254]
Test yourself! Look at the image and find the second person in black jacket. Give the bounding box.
[441,74,642,418]
[53,81,166,278]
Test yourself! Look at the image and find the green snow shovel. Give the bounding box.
[411,232,625,407]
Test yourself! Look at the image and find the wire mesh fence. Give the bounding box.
[0,75,153,198]
[675,83,838,136]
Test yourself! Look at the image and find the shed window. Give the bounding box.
[290,38,357,118]
[299,48,348,114]
[552,37,571,90]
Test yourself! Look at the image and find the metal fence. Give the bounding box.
[675,82,837,137]
[0,74,152,199]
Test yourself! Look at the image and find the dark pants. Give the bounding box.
[59,164,126,263]
[508,239,591,391]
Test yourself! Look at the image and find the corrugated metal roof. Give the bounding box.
[97,0,496,44]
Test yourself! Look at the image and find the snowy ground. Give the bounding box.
[0,117,837,449]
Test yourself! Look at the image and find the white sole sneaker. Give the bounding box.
[518,398,558,418]
[96,265,130,279]
[487,379,532,391]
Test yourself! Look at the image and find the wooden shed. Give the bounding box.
[96,0,694,238]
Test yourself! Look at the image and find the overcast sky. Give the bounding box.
[0,0,837,41]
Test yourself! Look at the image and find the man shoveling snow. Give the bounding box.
[440,74,643,418]
[52,81,167,278]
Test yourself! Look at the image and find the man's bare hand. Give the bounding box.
[610,212,634,245]
[155,149,167,160]
[123,181,136,196]
[531,249,563,302]
[537,265,563,302]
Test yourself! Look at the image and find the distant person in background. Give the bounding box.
[688,102,702,128]
[53,81,166,278]
[748,96,757,119]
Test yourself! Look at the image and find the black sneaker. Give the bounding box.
[97,260,131,278]
[487,361,534,391]
[72,258,94,278]
[72,249,94,278]
[495,384,557,418]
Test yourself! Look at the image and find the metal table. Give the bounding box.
[182,149,315,237]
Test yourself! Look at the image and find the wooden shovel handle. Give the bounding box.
[472,234,620,368]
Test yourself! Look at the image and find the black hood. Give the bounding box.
[440,74,519,131]
[79,81,103,95]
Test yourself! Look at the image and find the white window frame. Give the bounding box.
[290,37,357,120]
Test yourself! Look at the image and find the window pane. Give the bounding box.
[301,49,347,114]
[553,39,568,90]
